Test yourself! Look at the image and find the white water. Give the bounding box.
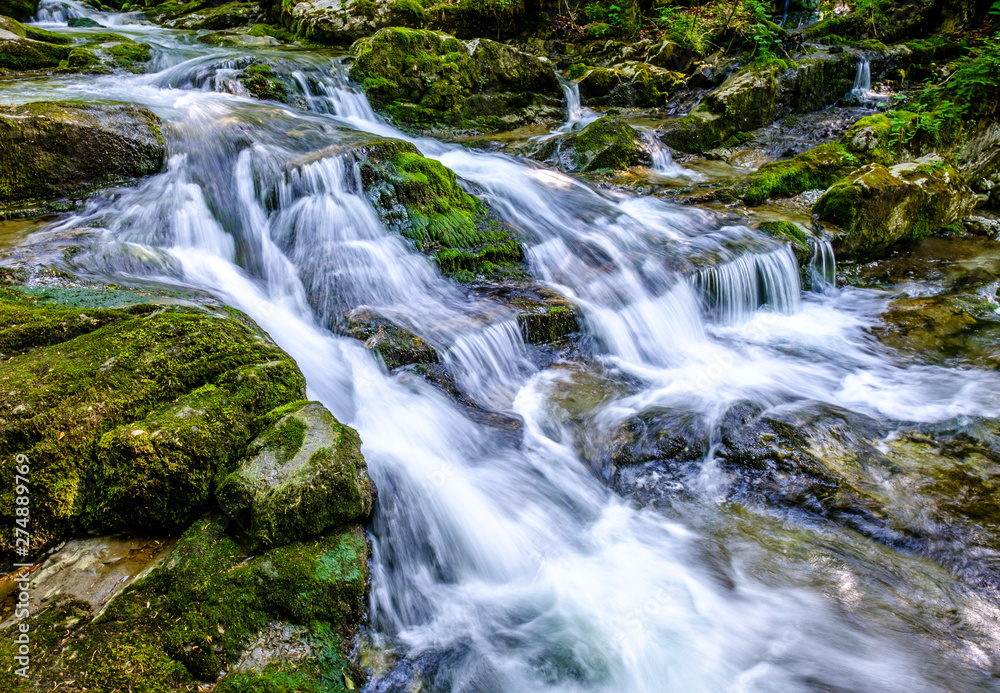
[7,9,1000,690]
[850,57,872,99]
[640,130,702,180]
[534,76,600,141]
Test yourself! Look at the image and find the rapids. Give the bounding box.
[5,5,1000,690]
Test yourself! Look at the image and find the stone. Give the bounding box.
[531,116,651,172]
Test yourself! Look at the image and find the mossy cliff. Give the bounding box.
[348,27,562,134]
[354,138,526,281]
[814,157,978,260]
[532,116,651,172]
[0,101,166,207]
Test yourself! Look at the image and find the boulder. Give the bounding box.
[0,286,308,558]
[216,401,375,551]
[756,221,810,264]
[0,101,165,206]
[531,116,651,172]
[814,156,978,260]
[712,143,857,206]
[348,28,562,134]
[274,0,424,45]
[345,307,437,370]
[575,61,684,108]
[470,282,580,344]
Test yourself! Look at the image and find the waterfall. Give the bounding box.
[10,27,1000,692]
[640,131,701,180]
[850,57,872,99]
[807,237,837,291]
[779,0,790,26]
[694,246,802,324]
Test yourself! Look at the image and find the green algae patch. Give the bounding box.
[108,40,152,70]
[0,288,308,556]
[357,140,525,280]
[348,27,561,134]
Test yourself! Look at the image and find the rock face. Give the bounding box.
[348,28,562,134]
[0,101,166,207]
[814,156,978,260]
[531,116,651,172]
[217,402,375,551]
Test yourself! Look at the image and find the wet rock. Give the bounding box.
[575,61,684,108]
[470,282,580,344]
[196,30,278,46]
[271,0,424,45]
[814,155,978,260]
[106,40,152,71]
[171,0,263,29]
[756,221,810,264]
[348,137,526,281]
[13,516,369,690]
[0,286,309,559]
[345,307,437,369]
[216,401,375,551]
[0,101,165,208]
[348,28,562,134]
[237,62,290,101]
[531,116,651,173]
[955,121,1000,205]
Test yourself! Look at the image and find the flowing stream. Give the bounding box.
[7,7,1000,691]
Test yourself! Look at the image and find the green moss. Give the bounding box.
[247,22,299,41]
[238,63,290,102]
[87,31,135,43]
[357,141,525,280]
[0,36,71,71]
[23,25,74,44]
[108,41,152,69]
[62,46,103,70]
[737,143,856,206]
[757,221,810,264]
[0,288,307,555]
[567,116,647,172]
[391,0,424,15]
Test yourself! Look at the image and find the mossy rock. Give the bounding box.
[107,40,152,70]
[0,287,309,558]
[717,143,858,206]
[173,0,263,29]
[237,62,290,102]
[353,138,525,280]
[23,516,368,690]
[0,101,165,206]
[0,29,72,71]
[348,27,562,134]
[0,0,38,20]
[345,307,437,370]
[67,15,102,26]
[814,157,978,260]
[533,116,651,173]
[575,61,684,108]
[217,401,375,551]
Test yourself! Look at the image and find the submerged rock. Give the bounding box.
[0,101,165,209]
[217,401,375,551]
[531,116,651,172]
[814,156,978,260]
[348,28,562,134]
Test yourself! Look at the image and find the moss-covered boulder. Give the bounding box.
[349,138,526,281]
[171,0,263,29]
[0,0,37,21]
[814,156,978,260]
[348,28,562,134]
[238,62,290,102]
[714,143,858,206]
[0,20,71,71]
[0,101,165,207]
[471,282,580,345]
[0,287,309,559]
[575,61,684,108]
[532,116,651,173]
[756,220,811,264]
[272,0,424,45]
[217,402,375,551]
[20,516,368,691]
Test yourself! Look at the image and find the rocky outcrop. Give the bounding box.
[531,116,651,172]
[814,156,978,260]
[0,101,165,208]
[348,28,562,134]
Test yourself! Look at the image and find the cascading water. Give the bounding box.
[7,11,1000,691]
[640,130,701,179]
[850,57,872,100]
[807,236,837,291]
[535,76,600,140]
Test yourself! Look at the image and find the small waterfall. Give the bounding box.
[640,131,700,179]
[807,237,837,291]
[850,57,871,99]
[33,0,136,24]
[694,247,802,324]
[441,319,535,409]
[562,75,585,124]
[779,0,790,26]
